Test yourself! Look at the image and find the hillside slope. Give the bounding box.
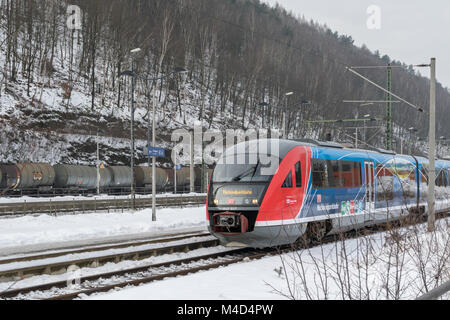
[0,0,449,165]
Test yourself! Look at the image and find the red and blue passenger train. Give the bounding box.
[206,139,450,247]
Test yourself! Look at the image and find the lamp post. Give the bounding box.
[428,58,436,232]
[292,100,312,138]
[438,136,445,158]
[363,114,371,147]
[96,128,105,195]
[416,58,437,232]
[408,127,418,154]
[266,96,311,139]
[129,48,141,210]
[121,64,187,219]
[258,102,269,127]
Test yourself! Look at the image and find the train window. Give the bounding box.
[312,159,329,188]
[376,164,394,201]
[354,162,362,187]
[312,159,362,189]
[329,160,342,188]
[212,155,279,183]
[328,160,362,188]
[295,162,302,187]
[282,171,293,188]
[420,166,428,184]
[436,168,447,187]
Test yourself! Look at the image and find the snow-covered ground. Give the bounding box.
[87,218,449,301]
[0,205,208,251]
[0,204,448,300]
[88,253,289,300]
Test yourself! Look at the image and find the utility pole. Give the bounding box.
[283,92,294,139]
[428,57,436,232]
[354,112,359,148]
[174,157,177,194]
[386,64,393,151]
[201,140,206,193]
[96,129,100,195]
[129,49,140,211]
[190,131,195,193]
[151,78,157,221]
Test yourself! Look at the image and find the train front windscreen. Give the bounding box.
[208,154,279,208]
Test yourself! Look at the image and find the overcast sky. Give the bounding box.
[264,0,450,89]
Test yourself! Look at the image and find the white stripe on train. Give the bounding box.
[254,199,450,227]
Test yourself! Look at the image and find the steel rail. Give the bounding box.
[0,237,219,282]
[0,247,255,299]
[0,231,211,266]
[49,249,271,300]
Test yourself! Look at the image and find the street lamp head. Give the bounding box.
[174,67,188,74]
[130,48,141,54]
[364,114,371,118]
[285,92,294,96]
[120,70,135,77]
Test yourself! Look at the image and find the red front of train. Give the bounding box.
[207,140,312,247]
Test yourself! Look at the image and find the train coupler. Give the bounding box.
[212,212,249,234]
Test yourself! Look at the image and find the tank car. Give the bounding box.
[0,163,55,191]
[135,166,169,189]
[16,163,55,189]
[98,167,113,188]
[108,166,132,188]
[0,165,19,190]
[53,165,97,189]
[174,167,195,189]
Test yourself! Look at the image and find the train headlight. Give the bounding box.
[213,199,219,205]
[252,199,258,205]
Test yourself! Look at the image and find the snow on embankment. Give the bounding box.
[0,206,207,249]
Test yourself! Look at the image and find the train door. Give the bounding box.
[364,161,375,218]
[280,169,297,220]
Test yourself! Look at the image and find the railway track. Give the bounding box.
[0,227,374,300]
[2,247,268,300]
[1,212,448,300]
[0,233,218,282]
[0,195,206,217]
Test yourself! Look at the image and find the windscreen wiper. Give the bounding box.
[250,160,260,179]
[232,165,258,182]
